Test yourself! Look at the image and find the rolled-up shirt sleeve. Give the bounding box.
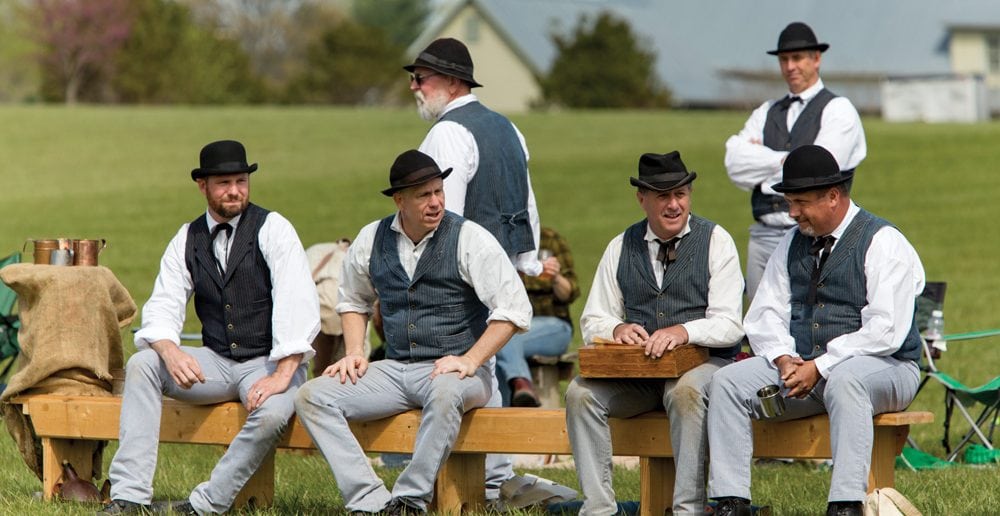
[134,225,194,351]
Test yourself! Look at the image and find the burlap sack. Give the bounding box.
[0,263,136,481]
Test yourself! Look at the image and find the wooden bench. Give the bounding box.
[13,394,932,515]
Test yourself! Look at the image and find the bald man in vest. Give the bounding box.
[708,145,924,516]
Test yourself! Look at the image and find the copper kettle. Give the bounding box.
[72,239,107,266]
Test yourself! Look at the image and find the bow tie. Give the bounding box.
[778,95,803,110]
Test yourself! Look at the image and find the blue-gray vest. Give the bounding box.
[437,101,534,256]
[616,215,740,359]
[371,211,488,361]
[787,209,921,362]
[753,89,841,221]
[185,203,273,362]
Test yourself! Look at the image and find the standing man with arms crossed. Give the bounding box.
[100,140,319,515]
[725,22,866,301]
[567,151,744,516]
[405,36,544,503]
[294,150,531,515]
[708,145,924,516]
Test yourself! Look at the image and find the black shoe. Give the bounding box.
[151,500,198,515]
[826,501,863,516]
[385,498,426,515]
[97,499,151,515]
[714,497,752,516]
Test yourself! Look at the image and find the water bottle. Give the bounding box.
[925,309,947,352]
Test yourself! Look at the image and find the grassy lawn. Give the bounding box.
[1,105,998,514]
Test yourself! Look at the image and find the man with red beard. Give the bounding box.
[567,151,744,516]
[405,37,545,503]
[100,140,319,515]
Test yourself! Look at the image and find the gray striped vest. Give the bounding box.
[616,215,739,359]
[787,209,921,362]
[371,211,488,361]
[437,101,534,256]
[185,203,273,361]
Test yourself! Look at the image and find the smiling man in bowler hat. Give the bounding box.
[294,149,530,515]
[567,151,745,515]
[707,145,924,516]
[724,21,867,303]
[101,140,319,515]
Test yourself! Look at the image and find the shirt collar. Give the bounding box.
[439,93,478,118]
[390,212,438,246]
[643,215,691,243]
[828,201,859,241]
[790,78,825,103]
[206,210,242,233]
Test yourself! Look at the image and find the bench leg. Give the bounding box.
[233,448,274,509]
[868,425,908,492]
[41,438,97,501]
[434,452,485,514]
[639,457,674,516]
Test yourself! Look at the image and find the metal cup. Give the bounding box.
[757,384,786,419]
[49,249,73,266]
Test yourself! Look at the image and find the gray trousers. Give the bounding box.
[294,359,493,512]
[745,223,788,302]
[707,355,920,503]
[566,357,729,516]
[109,347,305,514]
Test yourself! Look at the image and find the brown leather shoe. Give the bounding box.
[509,377,541,407]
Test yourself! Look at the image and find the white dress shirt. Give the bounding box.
[418,94,543,277]
[336,213,532,332]
[134,209,320,362]
[724,79,867,226]
[580,217,745,347]
[745,202,926,377]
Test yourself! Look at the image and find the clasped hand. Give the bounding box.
[775,355,820,399]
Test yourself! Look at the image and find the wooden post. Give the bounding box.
[639,456,674,516]
[434,453,485,514]
[41,438,96,500]
[868,425,906,491]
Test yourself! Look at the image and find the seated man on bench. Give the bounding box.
[294,150,530,515]
[100,140,320,515]
[708,145,925,516]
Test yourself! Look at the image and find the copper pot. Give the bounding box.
[25,239,61,265]
[72,239,107,266]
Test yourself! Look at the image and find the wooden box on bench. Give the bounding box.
[578,342,709,378]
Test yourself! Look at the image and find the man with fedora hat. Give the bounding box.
[707,145,924,516]
[724,21,866,302]
[566,151,744,515]
[101,140,319,515]
[294,149,530,515]
[406,36,545,499]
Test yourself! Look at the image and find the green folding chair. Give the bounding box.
[0,252,22,392]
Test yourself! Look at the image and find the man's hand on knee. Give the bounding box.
[323,354,369,384]
[152,340,205,389]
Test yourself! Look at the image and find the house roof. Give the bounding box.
[413,0,1000,106]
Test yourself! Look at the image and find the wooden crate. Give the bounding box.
[578,342,709,378]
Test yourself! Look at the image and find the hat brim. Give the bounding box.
[403,60,483,88]
[767,43,829,55]
[771,171,852,193]
[381,168,453,196]
[191,163,258,181]
[630,171,697,192]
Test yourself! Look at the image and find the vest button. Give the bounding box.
[408,287,416,293]
[817,283,824,288]
[230,342,238,349]
[227,323,234,330]
[818,303,825,308]
[408,323,416,330]
[657,293,663,298]
[410,342,417,347]
[814,345,821,352]
[813,323,820,329]
[225,304,232,310]
[657,312,665,317]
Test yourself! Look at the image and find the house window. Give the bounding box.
[987,34,1000,73]
[465,14,480,42]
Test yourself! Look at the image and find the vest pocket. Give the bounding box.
[436,329,475,354]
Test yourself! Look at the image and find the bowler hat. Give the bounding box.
[629,151,697,192]
[191,140,258,181]
[771,145,852,193]
[767,22,829,55]
[382,149,453,196]
[404,38,483,88]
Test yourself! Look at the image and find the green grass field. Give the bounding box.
[1,105,998,514]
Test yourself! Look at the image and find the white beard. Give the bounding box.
[415,90,449,121]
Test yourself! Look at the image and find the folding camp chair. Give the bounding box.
[915,281,1000,462]
[0,252,22,392]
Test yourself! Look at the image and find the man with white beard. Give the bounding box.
[404,37,546,506]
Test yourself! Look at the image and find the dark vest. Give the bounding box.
[786,209,922,362]
[616,215,739,359]
[752,88,839,221]
[185,203,273,362]
[437,101,534,256]
[370,211,488,361]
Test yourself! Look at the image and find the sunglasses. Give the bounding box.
[409,72,440,86]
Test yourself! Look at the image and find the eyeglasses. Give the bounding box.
[409,72,440,86]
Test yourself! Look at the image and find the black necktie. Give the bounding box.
[211,223,233,275]
[656,238,679,273]
[779,95,803,110]
[807,235,835,304]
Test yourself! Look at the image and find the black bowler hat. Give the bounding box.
[191,140,258,181]
[629,151,697,192]
[382,149,453,196]
[766,22,829,55]
[404,38,483,88]
[772,145,852,193]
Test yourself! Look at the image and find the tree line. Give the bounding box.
[0,0,669,109]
